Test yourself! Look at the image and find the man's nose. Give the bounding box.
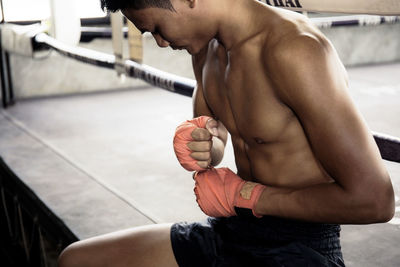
[153,33,170,48]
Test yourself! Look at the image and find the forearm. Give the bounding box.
[254,181,394,224]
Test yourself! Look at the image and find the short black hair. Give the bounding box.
[100,0,175,12]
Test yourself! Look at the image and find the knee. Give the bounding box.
[58,242,87,267]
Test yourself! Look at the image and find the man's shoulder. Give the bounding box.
[261,10,327,56]
[192,40,214,66]
[260,13,340,97]
[192,39,222,83]
[263,25,331,73]
[192,39,225,70]
[191,42,209,78]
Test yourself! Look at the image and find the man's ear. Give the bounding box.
[188,0,196,8]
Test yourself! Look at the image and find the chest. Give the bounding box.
[201,41,294,144]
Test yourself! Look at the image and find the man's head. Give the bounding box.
[100,0,175,12]
[103,0,218,55]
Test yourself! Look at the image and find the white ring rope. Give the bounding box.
[310,15,400,28]
[258,0,400,15]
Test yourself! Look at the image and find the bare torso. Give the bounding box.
[196,6,338,188]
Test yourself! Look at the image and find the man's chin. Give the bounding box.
[185,47,193,55]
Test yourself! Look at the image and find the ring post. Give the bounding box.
[128,20,143,63]
[110,12,125,77]
[0,0,14,108]
[0,27,8,108]
[48,0,81,46]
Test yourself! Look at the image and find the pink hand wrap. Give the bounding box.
[194,167,266,218]
[173,116,212,171]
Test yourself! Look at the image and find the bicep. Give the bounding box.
[297,82,384,189]
[191,52,214,118]
[193,84,214,118]
[192,80,228,145]
[192,54,228,145]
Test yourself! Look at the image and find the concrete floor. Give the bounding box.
[0,62,399,266]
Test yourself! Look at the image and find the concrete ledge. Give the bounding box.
[0,112,154,240]
[321,23,400,66]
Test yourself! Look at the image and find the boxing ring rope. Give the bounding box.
[258,0,400,15]
[79,15,400,42]
[35,33,195,97]
[310,15,400,28]
[32,32,400,164]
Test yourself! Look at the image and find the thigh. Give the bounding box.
[58,223,178,267]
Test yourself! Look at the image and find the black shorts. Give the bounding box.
[171,213,345,267]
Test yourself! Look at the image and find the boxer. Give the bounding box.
[58,0,395,266]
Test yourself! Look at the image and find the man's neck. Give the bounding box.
[214,0,273,51]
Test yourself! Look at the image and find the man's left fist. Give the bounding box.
[194,167,266,218]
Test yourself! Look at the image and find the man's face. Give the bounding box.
[122,1,211,55]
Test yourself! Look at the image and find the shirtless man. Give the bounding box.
[58,0,395,266]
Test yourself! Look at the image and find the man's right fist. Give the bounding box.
[173,116,218,171]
